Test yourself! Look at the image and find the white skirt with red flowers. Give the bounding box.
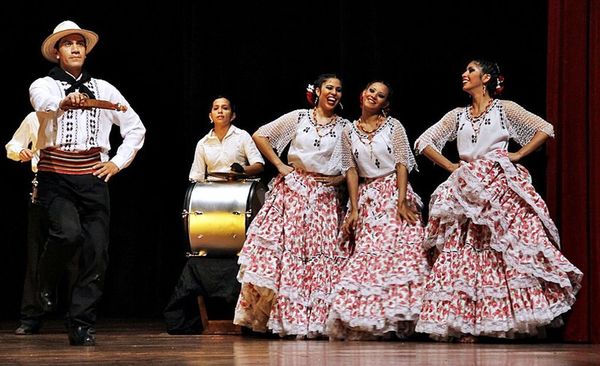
[415,149,583,338]
[234,170,348,337]
[327,173,430,340]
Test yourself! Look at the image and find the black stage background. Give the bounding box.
[0,1,547,320]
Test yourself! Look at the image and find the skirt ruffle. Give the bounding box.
[327,173,430,339]
[415,149,583,338]
[234,171,348,336]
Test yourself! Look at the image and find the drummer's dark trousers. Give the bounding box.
[36,171,110,327]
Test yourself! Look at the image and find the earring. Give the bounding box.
[209,119,213,124]
[339,102,344,111]
[482,85,487,96]
[381,108,388,118]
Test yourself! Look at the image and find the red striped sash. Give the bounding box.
[38,147,102,175]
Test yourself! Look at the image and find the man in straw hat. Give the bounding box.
[29,20,146,346]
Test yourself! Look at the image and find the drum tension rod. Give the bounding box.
[181,210,204,218]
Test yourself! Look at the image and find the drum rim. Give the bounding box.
[182,182,197,244]
[245,181,260,228]
[207,171,251,180]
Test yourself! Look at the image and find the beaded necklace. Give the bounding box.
[310,108,337,148]
[357,115,383,134]
[467,98,495,143]
[355,116,384,162]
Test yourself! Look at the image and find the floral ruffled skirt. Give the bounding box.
[415,150,583,338]
[234,170,348,336]
[327,173,430,340]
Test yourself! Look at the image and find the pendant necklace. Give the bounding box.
[468,98,494,143]
[356,116,383,161]
[311,108,337,148]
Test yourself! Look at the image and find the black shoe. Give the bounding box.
[14,323,40,335]
[39,290,57,312]
[68,325,96,346]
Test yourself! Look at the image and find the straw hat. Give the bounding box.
[41,20,99,63]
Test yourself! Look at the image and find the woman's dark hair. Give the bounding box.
[209,94,236,113]
[473,59,505,97]
[314,73,341,89]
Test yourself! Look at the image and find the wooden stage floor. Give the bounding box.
[1,319,599,365]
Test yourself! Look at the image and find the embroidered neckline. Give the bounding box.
[353,117,390,163]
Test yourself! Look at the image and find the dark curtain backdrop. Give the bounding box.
[546,0,600,343]
[4,0,585,339]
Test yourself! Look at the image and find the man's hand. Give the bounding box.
[59,92,89,110]
[93,161,120,182]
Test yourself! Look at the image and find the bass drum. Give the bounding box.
[182,180,266,256]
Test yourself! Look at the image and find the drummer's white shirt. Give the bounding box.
[189,125,265,182]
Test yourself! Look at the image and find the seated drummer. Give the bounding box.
[189,95,264,182]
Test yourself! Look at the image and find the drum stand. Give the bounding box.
[180,254,242,335]
[188,254,241,335]
[196,296,241,335]
[163,255,243,335]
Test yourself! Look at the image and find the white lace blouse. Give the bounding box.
[341,117,417,178]
[254,109,348,175]
[414,100,555,162]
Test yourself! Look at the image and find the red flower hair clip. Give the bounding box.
[306,84,316,106]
